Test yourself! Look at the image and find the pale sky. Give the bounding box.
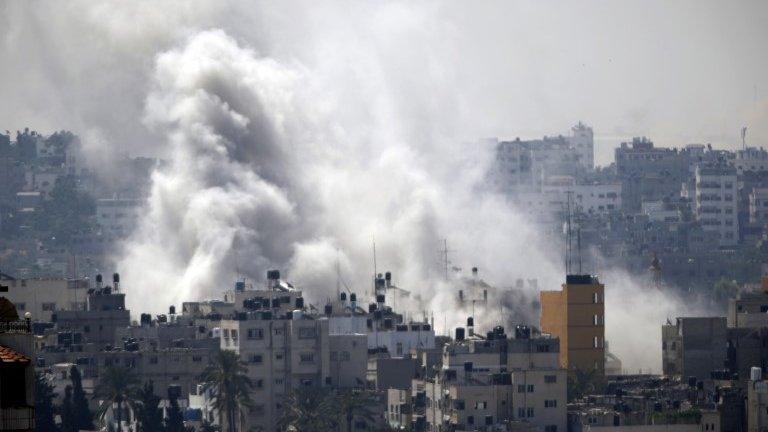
[1,1,767,167]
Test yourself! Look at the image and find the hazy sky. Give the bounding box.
[1,1,767,166]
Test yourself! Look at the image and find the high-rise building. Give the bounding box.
[540,275,605,376]
[695,164,739,247]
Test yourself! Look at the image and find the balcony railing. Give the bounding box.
[0,406,34,431]
[0,320,31,334]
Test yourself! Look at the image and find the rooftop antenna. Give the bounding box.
[565,191,574,274]
[372,236,378,298]
[336,248,341,298]
[741,126,748,151]
[577,227,582,274]
[439,239,455,282]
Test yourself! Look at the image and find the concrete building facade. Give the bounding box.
[540,275,605,376]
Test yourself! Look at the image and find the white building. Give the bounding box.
[694,165,738,246]
[493,123,595,195]
[0,274,90,322]
[514,177,621,223]
[733,147,768,174]
[641,201,681,223]
[749,188,768,224]
[96,198,142,238]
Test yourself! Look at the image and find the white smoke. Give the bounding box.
[2,1,731,373]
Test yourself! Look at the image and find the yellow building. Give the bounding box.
[540,275,605,376]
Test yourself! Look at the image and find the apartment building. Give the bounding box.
[0,273,89,322]
[749,187,768,224]
[661,317,727,381]
[55,285,130,346]
[95,197,142,239]
[492,123,594,195]
[695,164,738,247]
[218,283,331,431]
[415,326,566,432]
[540,275,605,377]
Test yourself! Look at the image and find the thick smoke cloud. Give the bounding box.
[3,1,759,372]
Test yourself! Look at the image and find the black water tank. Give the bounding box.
[113,273,120,283]
[467,317,474,327]
[340,292,347,301]
[385,271,392,281]
[376,294,385,303]
[384,318,393,329]
[96,274,103,284]
[456,327,465,341]
[169,305,176,315]
[366,319,373,329]
[350,293,357,302]
[369,303,377,313]
[295,297,304,308]
[267,269,280,280]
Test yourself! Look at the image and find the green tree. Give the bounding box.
[199,350,253,432]
[70,365,95,430]
[336,389,379,432]
[93,366,140,431]
[135,381,164,432]
[277,387,335,432]
[35,373,59,432]
[568,368,598,401]
[61,386,76,432]
[165,388,185,432]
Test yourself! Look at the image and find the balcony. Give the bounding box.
[0,406,34,431]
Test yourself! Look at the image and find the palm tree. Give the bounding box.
[335,389,379,432]
[277,387,336,432]
[93,365,140,431]
[568,368,597,401]
[199,350,253,432]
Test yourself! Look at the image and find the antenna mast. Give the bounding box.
[742,126,748,151]
[372,238,377,297]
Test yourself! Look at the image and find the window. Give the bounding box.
[474,401,487,409]
[592,292,601,303]
[518,408,526,418]
[275,378,284,386]
[300,353,315,363]
[545,426,558,432]
[256,379,264,389]
[594,337,601,348]
[396,342,403,356]
[544,375,557,383]
[330,351,338,361]
[545,400,558,408]
[467,416,474,425]
[527,407,534,418]
[517,385,526,393]
[485,416,493,426]
[298,327,317,339]
[274,328,284,336]
[192,356,202,362]
[231,330,238,341]
[248,328,264,340]
[223,329,230,338]
[341,351,351,361]
[42,302,56,311]
[15,303,25,311]
[249,354,263,364]
[593,314,602,326]
[527,384,534,393]
[275,352,284,361]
